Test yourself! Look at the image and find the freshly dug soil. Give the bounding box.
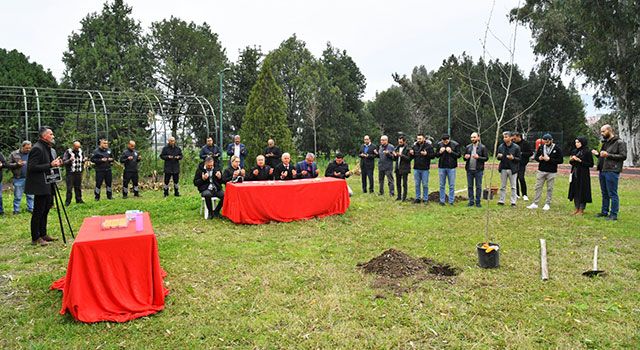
[358,249,460,295]
[427,191,467,203]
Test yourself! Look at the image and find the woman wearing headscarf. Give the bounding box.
[568,136,594,215]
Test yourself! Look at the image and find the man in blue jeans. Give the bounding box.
[410,133,435,203]
[8,141,34,214]
[593,124,627,221]
[435,134,461,205]
[463,132,489,207]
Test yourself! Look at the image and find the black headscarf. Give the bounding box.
[572,136,589,157]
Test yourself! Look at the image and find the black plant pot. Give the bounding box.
[477,242,500,268]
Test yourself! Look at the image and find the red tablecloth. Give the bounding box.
[222,177,350,224]
[50,212,168,323]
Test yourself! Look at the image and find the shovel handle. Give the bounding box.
[593,245,599,271]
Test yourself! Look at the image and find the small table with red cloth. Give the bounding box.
[50,212,168,323]
[222,177,350,224]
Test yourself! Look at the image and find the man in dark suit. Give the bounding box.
[247,155,273,181]
[274,153,297,180]
[120,140,142,198]
[226,135,248,168]
[90,139,114,200]
[393,135,412,201]
[25,126,63,246]
[264,139,282,171]
[295,153,319,179]
[193,156,224,219]
[160,137,183,197]
[358,135,376,193]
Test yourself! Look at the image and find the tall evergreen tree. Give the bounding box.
[228,46,262,135]
[240,59,294,163]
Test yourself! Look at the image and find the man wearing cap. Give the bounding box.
[527,133,563,211]
[374,135,395,197]
[496,131,521,207]
[393,135,412,201]
[592,124,627,221]
[358,135,376,193]
[296,153,319,179]
[435,133,461,205]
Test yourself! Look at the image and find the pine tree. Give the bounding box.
[240,60,294,164]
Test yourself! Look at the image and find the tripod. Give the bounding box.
[52,182,74,244]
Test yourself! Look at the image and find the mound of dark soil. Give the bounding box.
[427,191,467,203]
[357,248,427,278]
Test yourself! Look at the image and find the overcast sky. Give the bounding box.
[1,0,606,115]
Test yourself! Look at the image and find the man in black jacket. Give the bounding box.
[25,126,63,246]
[464,132,489,207]
[248,155,273,181]
[274,153,297,180]
[496,132,521,206]
[325,153,351,179]
[513,132,533,201]
[264,139,282,172]
[62,141,85,205]
[120,140,142,198]
[90,139,114,201]
[160,137,183,197]
[199,137,221,165]
[435,134,461,205]
[410,133,435,204]
[358,135,376,193]
[193,156,224,219]
[592,124,627,220]
[393,136,412,201]
[527,133,563,211]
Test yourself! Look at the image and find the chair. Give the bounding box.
[200,196,220,219]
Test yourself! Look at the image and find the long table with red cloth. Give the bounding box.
[222,177,350,224]
[50,212,168,323]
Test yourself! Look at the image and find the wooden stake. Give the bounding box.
[540,239,549,281]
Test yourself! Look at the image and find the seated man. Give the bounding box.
[222,155,246,184]
[325,153,353,196]
[193,156,224,219]
[273,152,297,180]
[325,153,351,179]
[248,155,273,181]
[295,153,319,179]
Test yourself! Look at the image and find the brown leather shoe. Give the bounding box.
[576,209,584,215]
[31,238,50,246]
[572,209,580,215]
[42,235,58,242]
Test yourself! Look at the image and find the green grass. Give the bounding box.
[0,168,638,349]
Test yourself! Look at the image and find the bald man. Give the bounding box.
[91,139,114,200]
[62,141,85,205]
[120,140,142,198]
[592,124,627,220]
[160,137,183,197]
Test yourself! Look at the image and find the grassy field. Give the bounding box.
[0,167,638,349]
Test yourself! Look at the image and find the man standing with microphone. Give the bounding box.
[25,126,62,246]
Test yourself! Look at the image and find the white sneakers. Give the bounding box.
[527,203,551,210]
[523,195,529,201]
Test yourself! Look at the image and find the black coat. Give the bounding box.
[497,142,521,173]
[274,162,296,180]
[120,149,141,173]
[325,160,350,179]
[435,140,461,169]
[596,136,627,173]
[199,144,221,164]
[193,162,223,193]
[534,144,563,173]
[264,146,282,169]
[358,143,377,170]
[25,140,55,195]
[568,147,593,204]
[90,147,114,172]
[411,141,435,170]
[160,145,183,174]
[516,140,533,165]
[393,145,412,175]
[463,143,489,171]
[221,166,244,184]
[247,165,273,181]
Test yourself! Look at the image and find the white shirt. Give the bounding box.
[234,144,241,158]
